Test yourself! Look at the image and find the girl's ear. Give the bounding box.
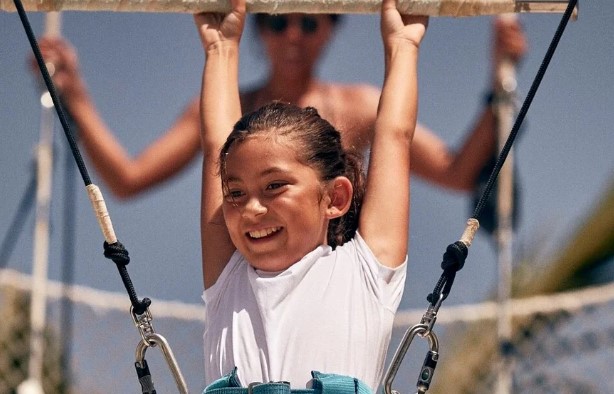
[326,176,353,219]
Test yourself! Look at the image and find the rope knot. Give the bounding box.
[103,241,130,266]
[440,241,468,272]
[134,297,152,316]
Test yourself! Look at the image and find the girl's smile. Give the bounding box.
[247,226,282,239]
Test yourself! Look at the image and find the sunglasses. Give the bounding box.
[263,15,320,35]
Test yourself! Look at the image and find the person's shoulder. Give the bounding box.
[324,82,380,116]
[329,82,380,103]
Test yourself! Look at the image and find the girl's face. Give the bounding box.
[222,135,332,272]
[258,14,334,78]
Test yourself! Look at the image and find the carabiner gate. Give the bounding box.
[135,332,189,394]
[383,324,440,394]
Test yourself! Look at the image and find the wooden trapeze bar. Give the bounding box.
[0,0,575,16]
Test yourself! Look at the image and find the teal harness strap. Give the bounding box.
[206,368,243,391]
[203,369,371,394]
[310,371,371,394]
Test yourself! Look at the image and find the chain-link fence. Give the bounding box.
[392,282,614,393]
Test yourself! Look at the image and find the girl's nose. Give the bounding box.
[242,197,267,218]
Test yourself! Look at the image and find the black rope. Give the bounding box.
[13,0,91,186]
[104,241,151,315]
[13,0,151,316]
[428,0,578,306]
[471,0,577,220]
[427,242,467,304]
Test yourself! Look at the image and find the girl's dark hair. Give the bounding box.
[219,101,364,248]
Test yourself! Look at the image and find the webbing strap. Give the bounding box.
[204,369,371,394]
[312,372,370,394]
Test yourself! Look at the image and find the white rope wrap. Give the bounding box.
[86,184,117,244]
[0,0,572,15]
[460,218,480,247]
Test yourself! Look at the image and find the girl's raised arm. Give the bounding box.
[359,0,428,268]
[195,0,246,288]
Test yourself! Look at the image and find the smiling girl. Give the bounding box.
[195,0,427,390]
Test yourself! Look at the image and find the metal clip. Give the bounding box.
[383,324,440,394]
[136,333,189,394]
[421,293,444,335]
[131,306,156,345]
[132,306,188,393]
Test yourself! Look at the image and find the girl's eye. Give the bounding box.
[266,182,287,191]
[224,189,244,201]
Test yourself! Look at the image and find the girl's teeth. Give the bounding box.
[249,227,281,239]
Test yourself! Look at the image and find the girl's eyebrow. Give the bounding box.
[225,166,289,184]
[260,166,289,177]
[224,176,242,184]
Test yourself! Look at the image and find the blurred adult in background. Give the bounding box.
[33,14,526,199]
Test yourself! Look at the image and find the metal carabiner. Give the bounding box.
[383,323,440,394]
[135,332,189,394]
[132,306,156,344]
[421,293,445,335]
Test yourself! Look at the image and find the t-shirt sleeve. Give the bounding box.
[352,231,407,312]
[202,250,244,306]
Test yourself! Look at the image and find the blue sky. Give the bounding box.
[1,1,613,392]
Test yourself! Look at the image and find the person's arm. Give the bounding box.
[35,38,202,199]
[195,0,246,288]
[343,16,526,192]
[359,0,427,268]
[410,120,495,191]
[409,16,527,191]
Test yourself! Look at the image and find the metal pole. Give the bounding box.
[493,13,518,394]
[60,114,77,394]
[17,12,62,394]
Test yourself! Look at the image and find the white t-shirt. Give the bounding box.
[202,232,407,392]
